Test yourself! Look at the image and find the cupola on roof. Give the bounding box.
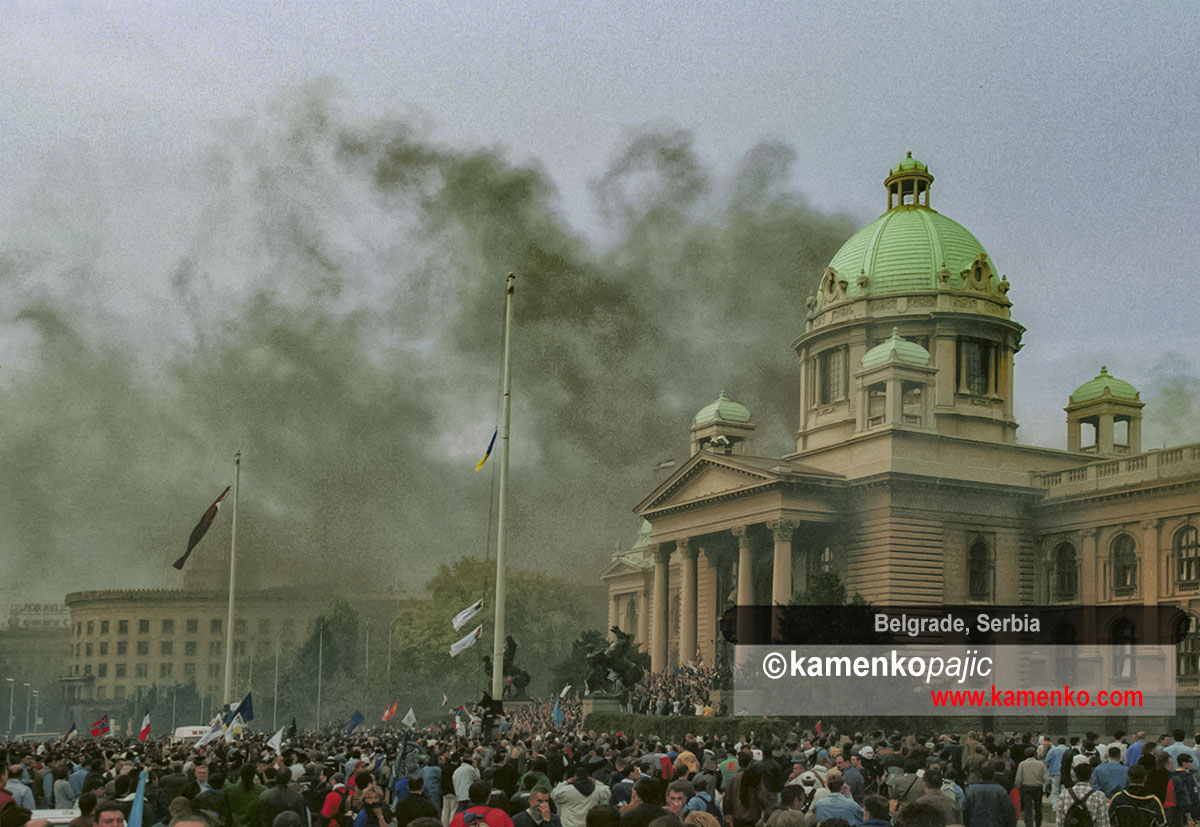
[820,154,999,302]
[861,328,931,369]
[692,390,751,426]
[1070,366,1140,403]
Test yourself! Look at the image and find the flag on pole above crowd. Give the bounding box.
[138,714,151,742]
[174,486,231,570]
[453,709,464,735]
[62,722,77,742]
[552,699,564,727]
[450,624,482,657]
[89,715,109,738]
[196,718,224,747]
[267,727,285,755]
[382,701,398,722]
[440,692,448,709]
[559,684,571,698]
[224,691,254,726]
[401,707,417,728]
[127,769,149,827]
[346,711,365,734]
[475,429,498,471]
[452,599,483,631]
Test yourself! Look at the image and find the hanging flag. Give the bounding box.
[346,711,365,734]
[552,699,564,727]
[138,713,151,742]
[559,684,571,699]
[474,429,498,471]
[89,714,110,738]
[381,701,398,722]
[224,691,254,725]
[127,769,149,827]
[453,710,464,735]
[173,486,231,570]
[62,722,77,742]
[452,599,484,631]
[440,692,448,709]
[653,458,677,472]
[401,707,417,728]
[267,727,285,755]
[450,625,482,657]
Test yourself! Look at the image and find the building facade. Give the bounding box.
[602,155,1200,715]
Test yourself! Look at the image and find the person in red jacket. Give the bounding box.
[448,782,514,827]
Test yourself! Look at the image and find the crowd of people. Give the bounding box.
[628,668,724,717]
[2,708,1200,827]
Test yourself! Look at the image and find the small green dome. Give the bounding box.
[693,390,751,426]
[862,328,931,369]
[825,206,991,298]
[891,151,928,174]
[631,520,653,551]
[1071,366,1140,403]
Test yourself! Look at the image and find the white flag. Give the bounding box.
[559,684,571,699]
[452,599,483,631]
[267,727,285,755]
[401,707,417,728]
[440,692,448,709]
[195,719,224,747]
[450,624,482,657]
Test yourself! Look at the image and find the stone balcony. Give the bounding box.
[1032,443,1200,499]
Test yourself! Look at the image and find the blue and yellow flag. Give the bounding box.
[475,429,498,471]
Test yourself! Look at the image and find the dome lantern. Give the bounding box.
[690,390,755,456]
[885,151,934,210]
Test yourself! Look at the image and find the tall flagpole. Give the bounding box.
[490,273,515,700]
[273,635,280,730]
[222,451,240,707]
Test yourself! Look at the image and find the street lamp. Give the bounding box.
[5,678,14,739]
[23,683,31,733]
[316,620,324,731]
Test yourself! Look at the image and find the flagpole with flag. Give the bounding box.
[491,272,515,702]
[222,451,241,707]
[127,769,149,827]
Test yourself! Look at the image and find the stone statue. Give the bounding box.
[482,635,532,700]
[583,627,647,702]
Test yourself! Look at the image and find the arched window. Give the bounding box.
[625,600,638,636]
[1177,614,1200,679]
[1053,543,1078,601]
[1111,534,1137,595]
[1177,525,1200,587]
[967,540,991,601]
[1111,617,1136,679]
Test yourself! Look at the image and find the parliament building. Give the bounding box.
[602,155,1200,715]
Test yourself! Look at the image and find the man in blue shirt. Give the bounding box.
[1126,732,1148,767]
[1092,746,1129,797]
[813,777,863,826]
[1044,737,1068,802]
[69,762,88,797]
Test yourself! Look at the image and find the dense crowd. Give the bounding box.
[629,669,723,717]
[3,709,1200,827]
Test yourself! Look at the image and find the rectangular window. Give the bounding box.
[207,663,220,677]
[138,619,149,634]
[74,643,81,657]
[234,619,247,635]
[100,620,109,635]
[817,348,846,405]
[233,640,246,656]
[99,642,108,656]
[117,641,128,656]
[185,641,197,656]
[84,664,92,675]
[958,338,994,396]
[184,663,196,678]
[98,663,108,677]
[75,622,81,637]
[135,663,148,678]
[96,686,108,700]
[161,641,173,656]
[87,620,94,635]
[209,640,222,656]
[258,619,271,636]
[211,619,222,635]
[114,685,126,701]
[116,663,127,678]
[162,619,175,635]
[85,643,93,657]
[118,620,128,635]
[159,663,173,679]
[187,619,198,634]
[137,641,149,656]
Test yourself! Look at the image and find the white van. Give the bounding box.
[173,725,211,742]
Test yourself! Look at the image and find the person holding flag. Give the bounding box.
[138,714,151,742]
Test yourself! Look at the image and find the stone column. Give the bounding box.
[1080,528,1099,604]
[1141,519,1161,605]
[651,544,669,673]
[1098,414,1115,455]
[734,527,753,606]
[638,582,650,652]
[679,538,697,667]
[886,378,903,425]
[607,593,617,640]
[768,519,798,606]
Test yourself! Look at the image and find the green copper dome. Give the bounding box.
[891,151,928,174]
[1071,366,1140,403]
[825,206,992,298]
[861,328,931,369]
[631,520,653,551]
[693,390,751,426]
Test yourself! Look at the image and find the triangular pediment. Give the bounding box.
[600,556,650,580]
[637,455,779,514]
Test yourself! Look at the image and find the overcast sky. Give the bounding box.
[1,1,1197,602]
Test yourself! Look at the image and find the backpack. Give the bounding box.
[696,791,723,820]
[319,787,351,827]
[1063,787,1098,827]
